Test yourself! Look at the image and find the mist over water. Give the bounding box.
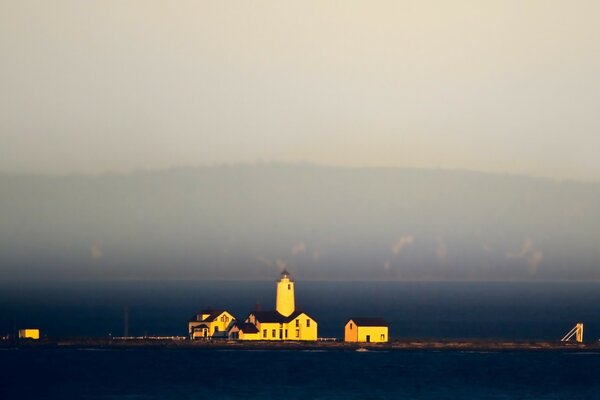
[2,3,600,397]
[1,165,600,282]
[2,280,598,341]
[2,167,599,341]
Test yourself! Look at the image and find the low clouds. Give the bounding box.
[275,258,290,271]
[507,238,544,275]
[528,251,544,275]
[391,235,415,255]
[436,239,448,263]
[90,245,103,260]
[291,241,322,263]
[256,255,292,275]
[312,250,320,262]
[256,255,273,268]
[507,238,534,259]
[291,242,306,255]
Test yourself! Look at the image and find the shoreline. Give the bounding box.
[3,339,599,352]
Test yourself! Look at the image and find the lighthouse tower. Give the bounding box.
[276,269,295,317]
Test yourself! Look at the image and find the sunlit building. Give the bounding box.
[188,309,236,339]
[18,328,40,340]
[344,318,388,343]
[235,270,318,341]
[228,322,260,340]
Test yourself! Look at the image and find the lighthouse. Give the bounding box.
[243,270,318,341]
[275,269,295,317]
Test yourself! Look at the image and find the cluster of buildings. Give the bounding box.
[188,270,389,343]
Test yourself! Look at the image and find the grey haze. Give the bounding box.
[1,165,598,281]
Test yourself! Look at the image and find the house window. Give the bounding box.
[263,329,267,338]
[295,329,300,338]
[295,319,299,327]
[272,329,276,338]
[380,334,385,341]
[288,284,291,290]
[221,315,229,323]
[349,323,353,329]
[306,319,310,327]
[285,329,288,338]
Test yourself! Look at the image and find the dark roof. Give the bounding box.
[237,323,259,334]
[191,324,209,330]
[286,310,313,322]
[279,269,295,282]
[348,317,388,327]
[190,309,234,322]
[250,310,287,323]
[189,309,218,322]
[203,310,224,322]
[249,310,314,324]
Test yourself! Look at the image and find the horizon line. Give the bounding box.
[1,162,598,184]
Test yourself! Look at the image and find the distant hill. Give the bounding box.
[1,164,599,281]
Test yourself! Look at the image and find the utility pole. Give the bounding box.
[123,307,129,338]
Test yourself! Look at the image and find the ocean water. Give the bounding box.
[2,281,600,399]
[1,348,599,399]
[0,280,599,340]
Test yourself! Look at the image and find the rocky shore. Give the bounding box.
[3,338,599,352]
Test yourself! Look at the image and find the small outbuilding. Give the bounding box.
[344,318,388,343]
[19,329,40,340]
[228,322,260,341]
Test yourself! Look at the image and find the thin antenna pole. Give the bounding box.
[124,307,129,338]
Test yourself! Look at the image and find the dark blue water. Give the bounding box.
[1,281,599,340]
[1,348,599,399]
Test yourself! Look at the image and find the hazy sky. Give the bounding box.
[2,165,600,281]
[2,1,600,180]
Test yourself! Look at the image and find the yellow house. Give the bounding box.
[19,329,40,340]
[287,311,318,341]
[228,322,260,340]
[344,318,388,343]
[245,310,318,341]
[188,309,236,339]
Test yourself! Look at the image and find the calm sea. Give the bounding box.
[1,348,600,399]
[1,281,600,399]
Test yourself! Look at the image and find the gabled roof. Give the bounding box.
[250,310,287,323]
[286,310,315,322]
[236,322,259,334]
[248,310,315,324]
[190,309,235,323]
[203,310,225,322]
[191,324,209,330]
[348,317,388,327]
